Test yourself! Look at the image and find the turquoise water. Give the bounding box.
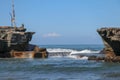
[0,45,120,80]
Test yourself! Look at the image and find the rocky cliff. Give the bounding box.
[97,27,120,57]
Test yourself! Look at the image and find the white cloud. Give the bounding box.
[42,32,61,38]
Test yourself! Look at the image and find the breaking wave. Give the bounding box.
[47,48,76,52]
[47,48,100,53]
[47,48,101,59]
[70,49,100,55]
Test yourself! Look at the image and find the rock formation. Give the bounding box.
[0,26,48,58]
[97,28,120,58]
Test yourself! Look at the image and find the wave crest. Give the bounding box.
[70,49,100,55]
[47,48,76,52]
[47,48,100,54]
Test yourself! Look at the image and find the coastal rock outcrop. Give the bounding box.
[97,28,120,62]
[0,0,48,58]
[0,26,48,58]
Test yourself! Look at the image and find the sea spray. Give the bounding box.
[47,48,102,59]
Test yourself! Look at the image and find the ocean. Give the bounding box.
[0,44,120,80]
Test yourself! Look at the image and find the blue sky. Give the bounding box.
[1,0,120,45]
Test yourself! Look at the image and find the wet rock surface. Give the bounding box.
[0,26,48,58]
[97,28,120,62]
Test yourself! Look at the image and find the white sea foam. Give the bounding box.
[67,55,88,60]
[47,48,76,52]
[69,49,101,58]
[47,48,101,59]
[70,49,100,55]
[47,48,100,54]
